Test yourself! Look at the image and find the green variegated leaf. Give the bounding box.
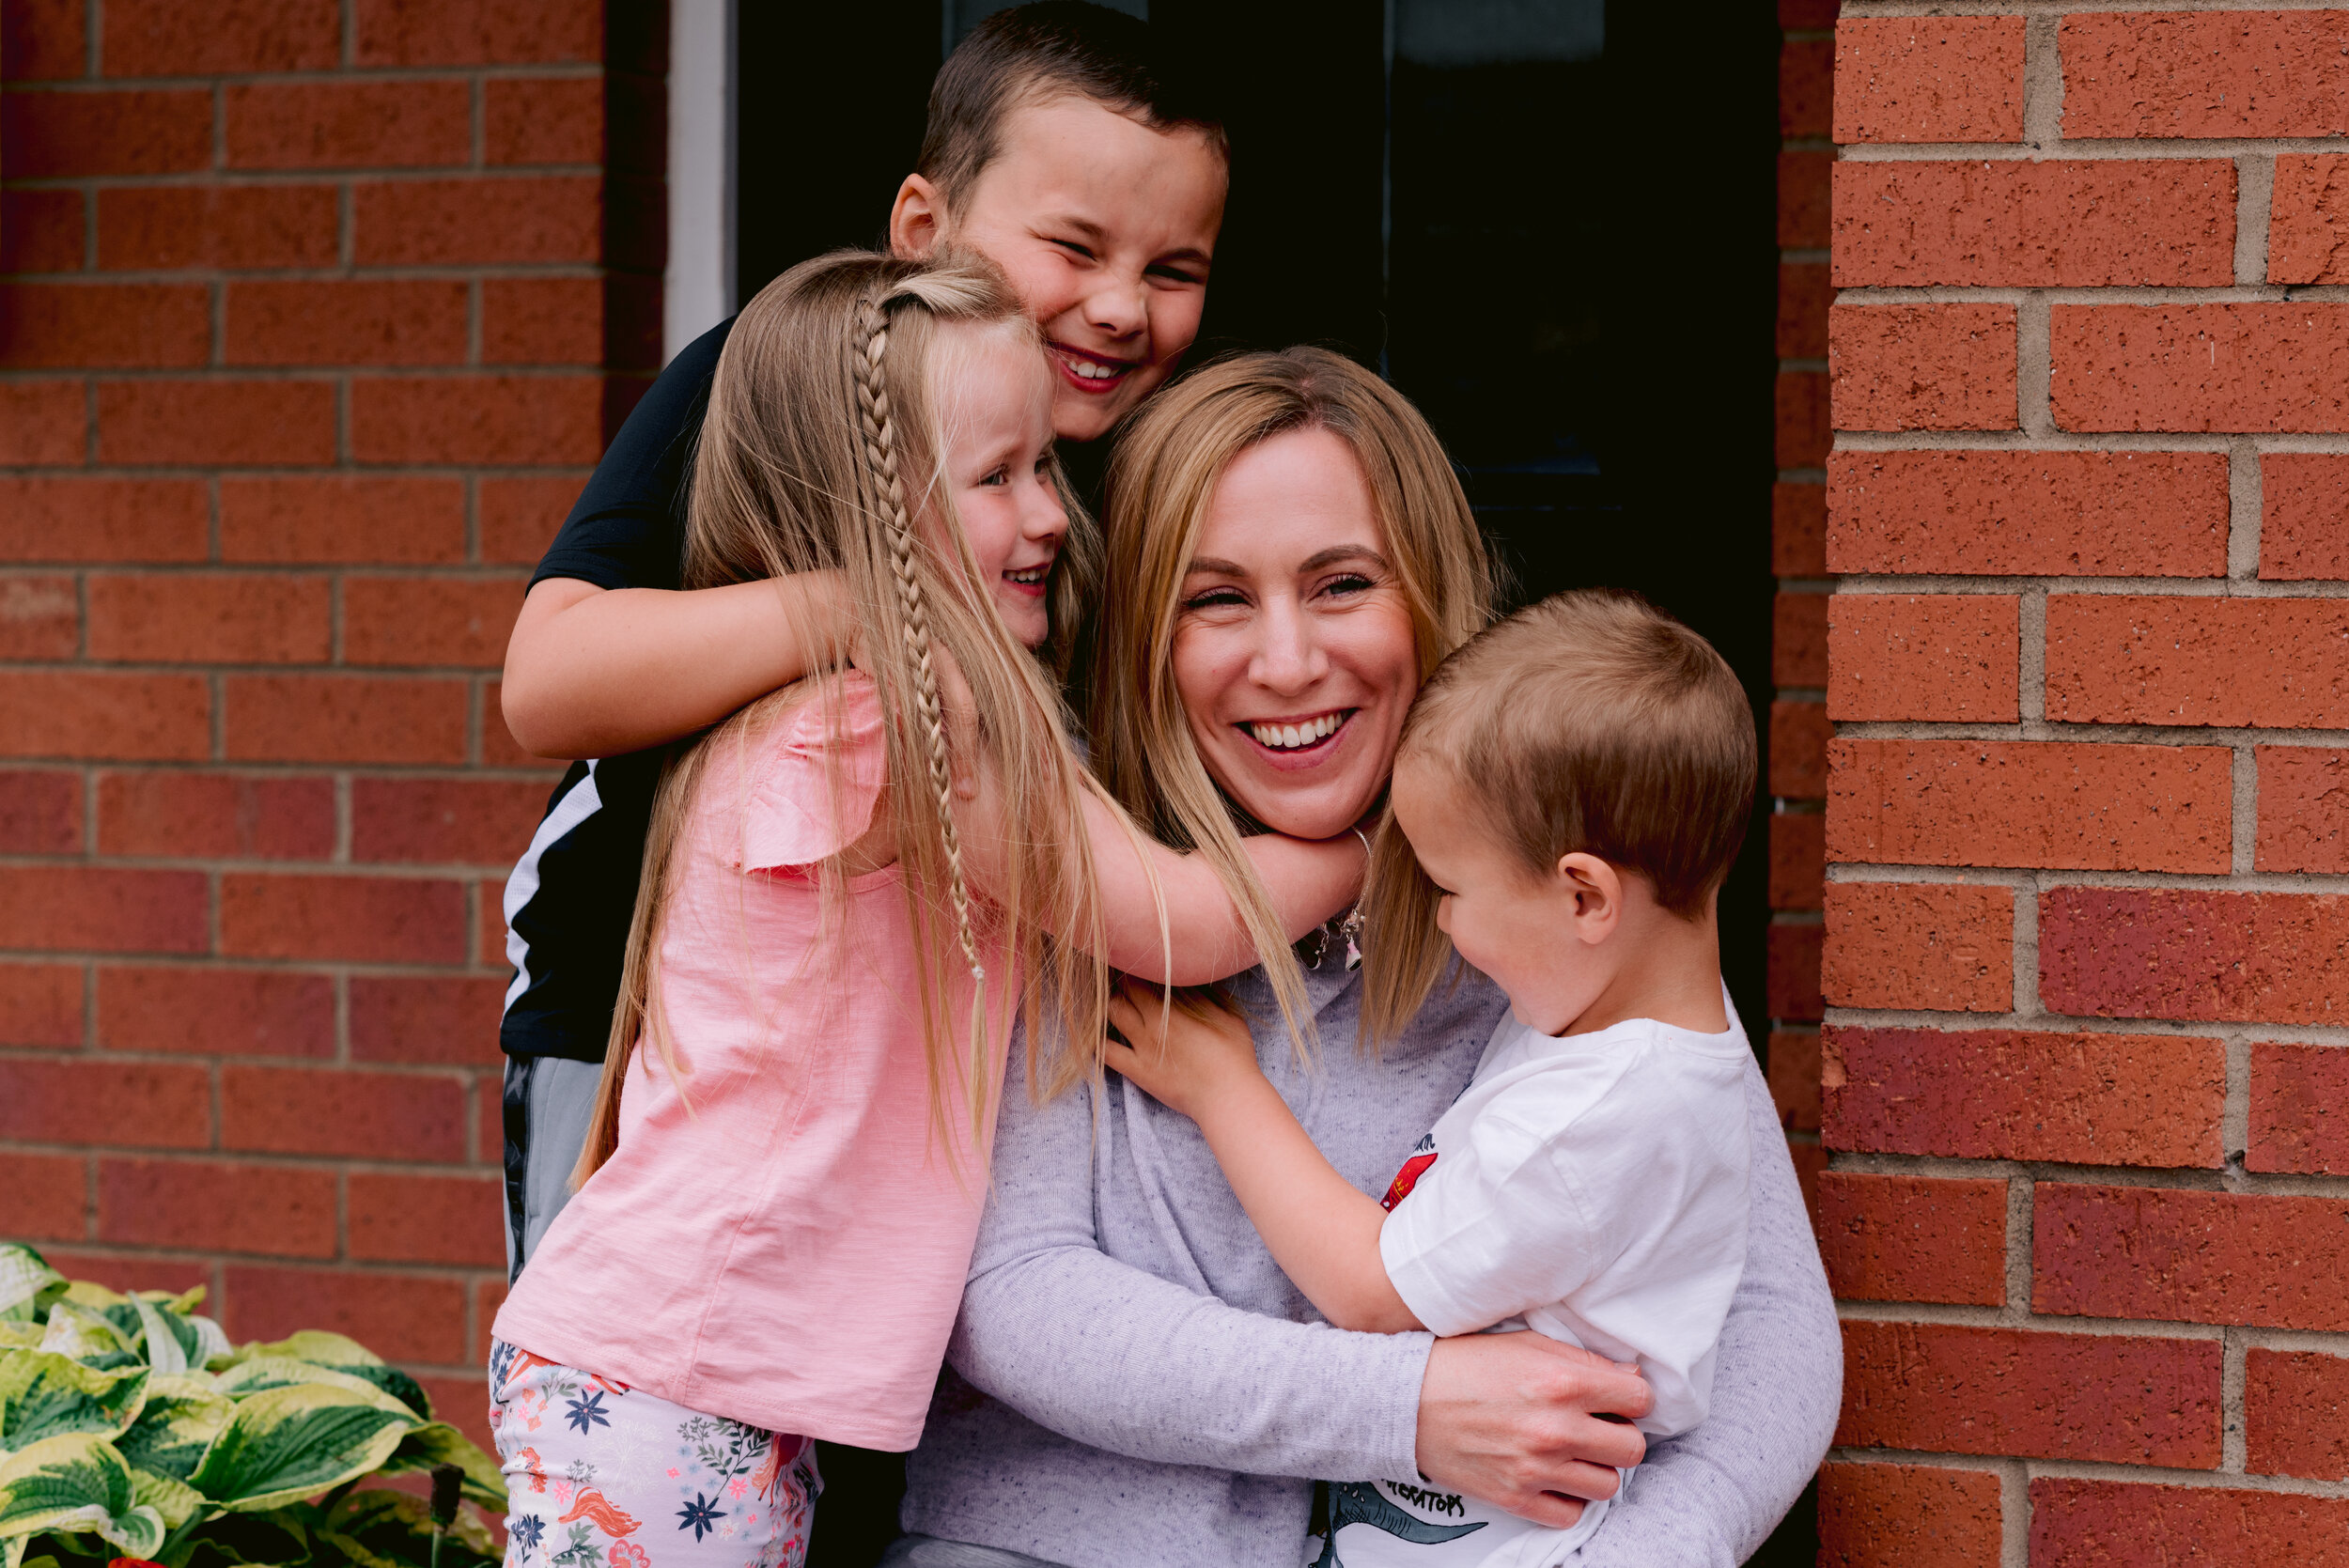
[0,1433,164,1557]
[0,1327,42,1352]
[207,1367,408,1421]
[127,1302,186,1380]
[33,1308,136,1374]
[179,1321,230,1377]
[127,1466,208,1531]
[216,1341,423,1424]
[0,1353,148,1453]
[373,1426,503,1510]
[186,1387,414,1514]
[115,1380,232,1483]
[0,1250,66,1327]
[321,1492,494,1568]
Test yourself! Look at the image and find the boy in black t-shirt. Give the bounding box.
[498,4,1228,1278]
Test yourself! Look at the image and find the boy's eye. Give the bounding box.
[1147,263,1204,287]
[1050,239,1096,261]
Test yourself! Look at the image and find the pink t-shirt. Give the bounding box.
[494,673,1014,1450]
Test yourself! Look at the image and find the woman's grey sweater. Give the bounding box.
[900,959,1842,1568]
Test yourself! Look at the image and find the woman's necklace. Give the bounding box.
[1304,829,1373,972]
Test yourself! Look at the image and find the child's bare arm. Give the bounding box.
[501,575,849,759]
[1101,983,1422,1334]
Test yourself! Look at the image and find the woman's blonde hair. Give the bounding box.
[573,248,1116,1186]
[1084,347,1495,1053]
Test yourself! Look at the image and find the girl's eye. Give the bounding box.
[978,466,1010,488]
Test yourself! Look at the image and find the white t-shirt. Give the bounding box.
[1307,1006,1753,1568]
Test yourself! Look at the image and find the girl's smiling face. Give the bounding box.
[932,320,1069,649]
[1170,427,1422,840]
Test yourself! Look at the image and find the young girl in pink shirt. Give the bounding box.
[488,252,1361,1568]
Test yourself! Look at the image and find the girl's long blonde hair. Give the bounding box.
[1083,347,1495,1054]
[573,249,1115,1187]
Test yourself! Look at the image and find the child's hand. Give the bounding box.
[1101,979,1265,1123]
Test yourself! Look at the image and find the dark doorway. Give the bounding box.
[735,5,1795,1564]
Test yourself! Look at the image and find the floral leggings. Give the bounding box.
[489,1340,822,1568]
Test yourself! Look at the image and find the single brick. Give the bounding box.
[99,184,339,271]
[1780,150,1832,250]
[1776,372,1829,469]
[0,88,210,177]
[103,0,338,73]
[480,476,585,564]
[1827,739,2231,874]
[2049,596,2349,728]
[2052,303,2349,433]
[1767,1029,1820,1132]
[222,1265,468,1366]
[2246,1349,2349,1482]
[220,1064,466,1162]
[474,1064,502,1162]
[1779,262,1828,361]
[0,770,81,854]
[2031,1478,2349,1568]
[343,576,526,668]
[0,479,209,564]
[0,188,85,272]
[1767,922,1824,1023]
[97,967,335,1058]
[3,0,85,78]
[2256,748,2349,874]
[1827,450,2229,578]
[1833,159,2234,288]
[485,76,603,164]
[1818,1172,2007,1307]
[97,771,335,861]
[2061,11,2349,139]
[0,865,209,955]
[1781,0,1838,24]
[98,1157,337,1258]
[1770,701,1829,799]
[97,380,337,467]
[1823,1025,2224,1167]
[86,574,333,665]
[219,873,468,965]
[1838,1322,2219,1467]
[226,279,471,367]
[472,1277,506,1365]
[419,1371,495,1454]
[1781,38,1833,139]
[1823,881,2013,1013]
[1790,1140,1826,1225]
[223,675,469,766]
[1772,483,1827,577]
[0,383,85,464]
[2260,453,2349,581]
[0,964,86,1047]
[349,975,506,1066]
[1834,16,2024,144]
[1768,814,1825,911]
[2249,1041,2349,1174]
[354,0,602,66]
[0,282,209,369]
[2036,1183,2349,1332]
[351,778,548,866]
[0,577,80,660]
[0,1057,211,1148]
[2042,887,2349,1027]
[220,476,467,566]
[0,1151,86,1242]
[2271,155,2349,285]
[476,877,513,967]
[1828,595,2017,723]
[354,176,601,266]
[482,276,619,366]
[0,671,211,761]
[225,79,471,170]
[1831,303,2017,432]
[1774,591,1828,687]
[348,1172,505,1265]
[350,375,610,466]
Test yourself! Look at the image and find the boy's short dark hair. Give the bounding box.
[1402,588,1758,919]
[918,2,1227,210]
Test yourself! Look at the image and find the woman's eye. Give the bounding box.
[1182,587,1246,611]
[1320,573,1376,598]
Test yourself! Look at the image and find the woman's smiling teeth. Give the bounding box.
[1247,711,1348,751]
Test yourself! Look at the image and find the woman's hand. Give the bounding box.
[1101,979,1263,1122]
[1416,1332,1653,1528]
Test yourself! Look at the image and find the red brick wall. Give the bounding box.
[1815,6,2349,1562]
[0,0,662,1445]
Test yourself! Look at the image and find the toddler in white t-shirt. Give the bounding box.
[1106,587,1761,1568]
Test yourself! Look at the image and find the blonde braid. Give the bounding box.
[851,296,988,997]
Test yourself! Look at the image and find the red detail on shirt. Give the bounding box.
[1382,1152,1438,1211]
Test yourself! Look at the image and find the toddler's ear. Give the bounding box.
[1556,852,1624,941]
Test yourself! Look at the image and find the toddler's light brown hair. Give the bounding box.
[1361,587,1758,1046]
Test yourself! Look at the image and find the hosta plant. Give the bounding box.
[0,1245,505,1568]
